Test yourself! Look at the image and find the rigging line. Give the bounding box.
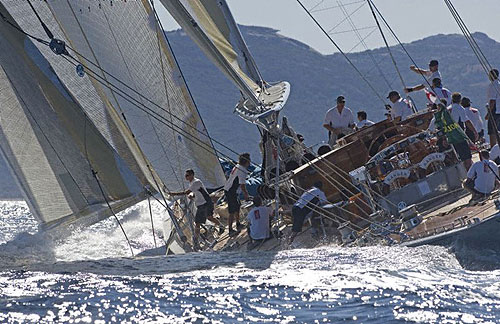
[72,41,395,219]
[367,0,434,91]
[58,54,261,178]
[56,51,260,168]
[57,0,140,144]
[326,2,366,34]
[446,0,491,70]
[309,0,327,12]
[93,168,135,258]
[57,40,244,163]
[99,1,185,190]
[312,0,366,13]
[150,0,185,190]
[337,0,392,90]
[444,0,493,75]
[296,0,386,105]
[82,110,135,258]
[283,182,398,233]
[147,195,158,249]
[25,0,54,40]
[281,188,363,232]
[443,0,500,143]
[0,9,48,45]
[346,26,377,53]
[329,25,377,36]
[282,132,399,209]
[367,0,406,90]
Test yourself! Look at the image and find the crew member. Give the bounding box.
[289,181,328,244]
[461,97,484,141]
[323,95,355,147]
[224,153,251,237]
[169,169,225,249]
[405,78,451,105]
[247,196,273,242]
[409,59,442,85]
[448,92,478,143]
[490,144,500,165]
[464,150,499,202]
[356,111,374,129]
[487,69,500,146]
[387,91,412,121]
[428,103,473,170]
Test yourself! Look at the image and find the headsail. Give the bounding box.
[160,0,290,124]
[2,0,225,191]
[0,8,145,228]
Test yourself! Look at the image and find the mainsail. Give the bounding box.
[0,7,145,228]
[2,0,225,191]
[160,0,290,123]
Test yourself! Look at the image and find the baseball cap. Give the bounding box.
[429,60,439,67]
[336,95,346,103]
[386,90,399,99]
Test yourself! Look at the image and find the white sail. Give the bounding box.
[0,9,145,228]
[160,0,291,123]
[2,0,225,191]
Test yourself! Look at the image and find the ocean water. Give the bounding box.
[0,201,499,323]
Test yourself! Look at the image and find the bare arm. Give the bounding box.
[410,65,429,75]
[465,120,478,140]
[240,184,249,200]
[323,123,335,133]
[405,84,425,93]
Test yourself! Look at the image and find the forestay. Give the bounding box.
[2,0,225,190]
[0,8,145,228]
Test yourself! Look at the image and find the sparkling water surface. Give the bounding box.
[0,201,499,323]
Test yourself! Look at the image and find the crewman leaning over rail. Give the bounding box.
[289,181,329,245]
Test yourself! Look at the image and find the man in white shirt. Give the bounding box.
[464,150,499,202]
[461,97,484,141]
[247,196,273,242]
[387,91,413,121]
[490,144,500,164]
[448,93,478,139]
[289,181,329,244]
[356,111,375,129]
[224,153,251,237]
[486,69,500,146]
[323,95,355,147]
[169,169,225,248]
[405,78,451,106]
[410,59,442,85]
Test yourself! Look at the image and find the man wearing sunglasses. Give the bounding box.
[323,95,355,147]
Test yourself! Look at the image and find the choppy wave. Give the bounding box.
[0,201,499,323]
